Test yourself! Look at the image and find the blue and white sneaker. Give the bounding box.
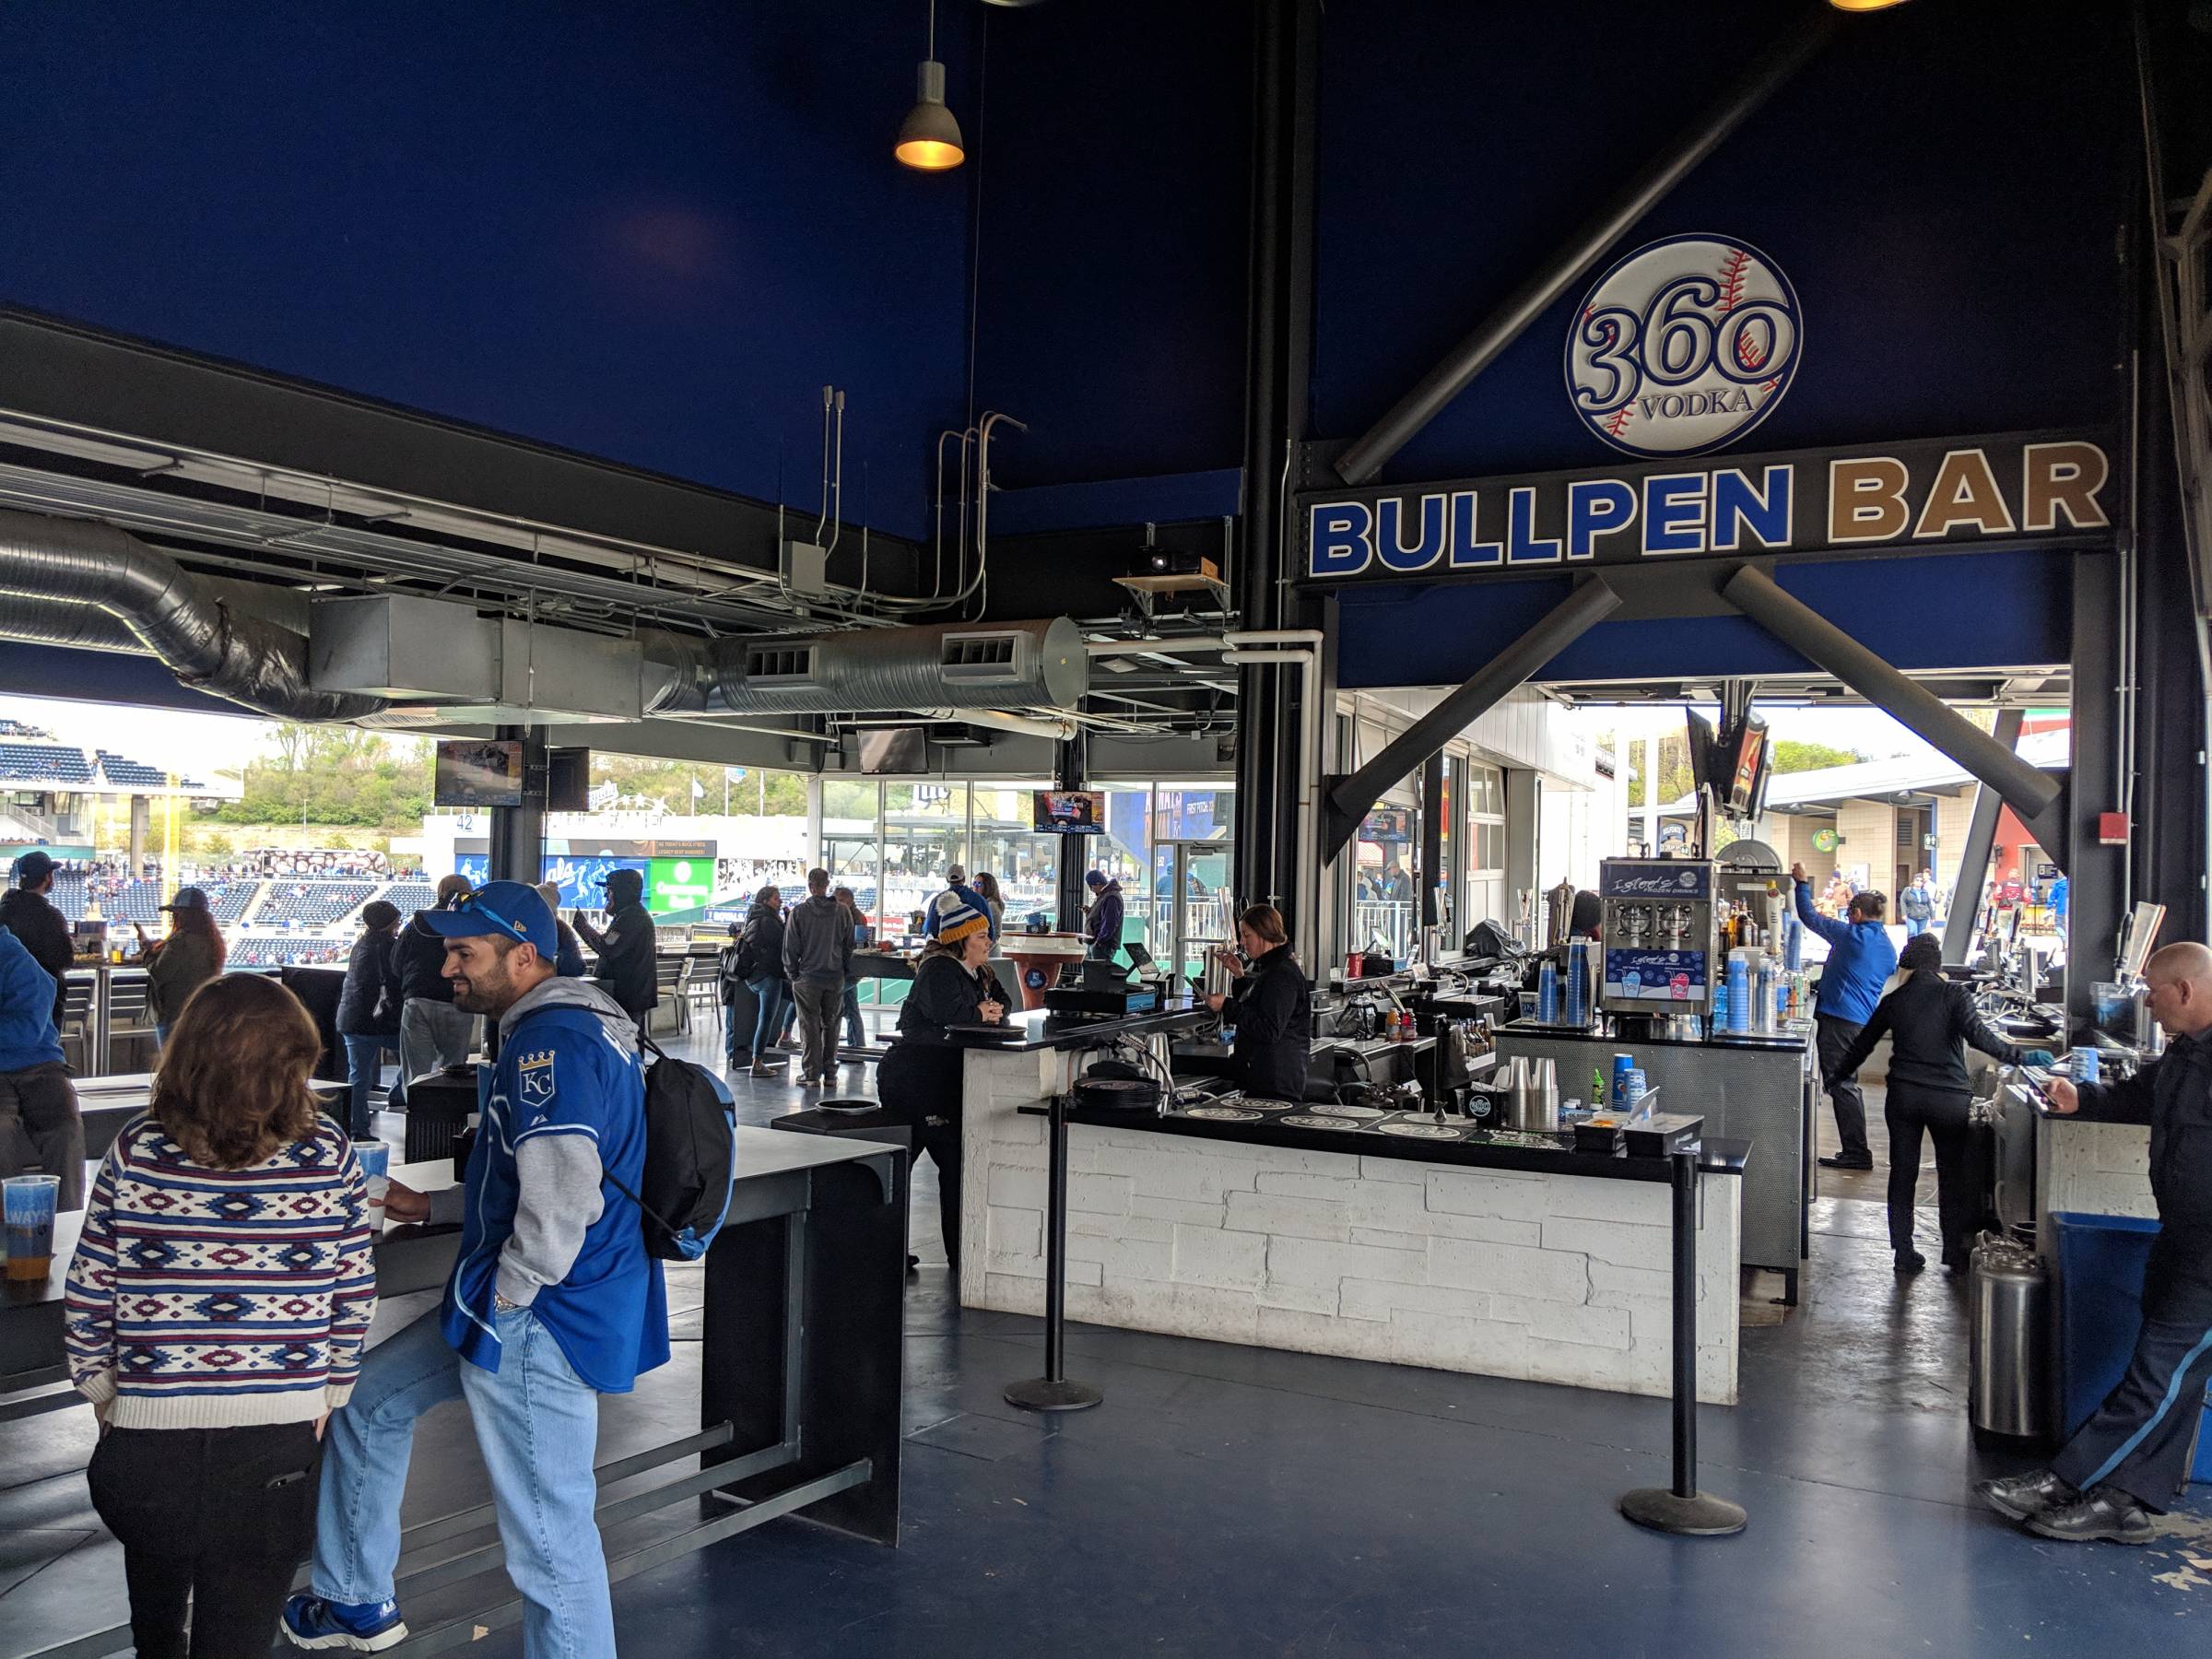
[279,1594,409,1652]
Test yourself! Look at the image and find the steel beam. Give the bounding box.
[1940,709,2025,964]
[1233,0,1321,924]
[1721,566,2062,819]
[1321,577,1620,860]
[1332,11,1840,486]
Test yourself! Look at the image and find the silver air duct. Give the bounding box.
[705,617,1088,714]
[0,509,1090,728]
[0,509,386,723]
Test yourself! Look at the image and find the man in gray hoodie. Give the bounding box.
[782,867,855,1087]
[289,881,665,1657]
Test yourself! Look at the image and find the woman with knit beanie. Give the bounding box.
[877,888,1007,1285]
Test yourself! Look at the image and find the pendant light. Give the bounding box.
[895,0,964,171]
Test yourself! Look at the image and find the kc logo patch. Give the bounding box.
[517,1051,555,1103]
[1566,234,1802,457]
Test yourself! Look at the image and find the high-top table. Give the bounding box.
[10,1125,912,1657]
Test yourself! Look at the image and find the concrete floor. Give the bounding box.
[4,1015,2206,1657]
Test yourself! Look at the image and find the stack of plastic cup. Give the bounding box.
[355,1141,392,1232]
[1612,1053,1635,1107]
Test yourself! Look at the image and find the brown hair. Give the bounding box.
[436,873,474,906]
[1240,904,1289,947]
[1848,890,1888,923]
[167,900,228,964]
[151,974,324,1169]
[971,871,1002,904]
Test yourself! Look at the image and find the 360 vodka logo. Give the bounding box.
[1566,234,1802,457]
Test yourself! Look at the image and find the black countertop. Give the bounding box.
[1497,1019,1814,1053]
[1041,1095,1748,1184]
[945,998,1213,1053]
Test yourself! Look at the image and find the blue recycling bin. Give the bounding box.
[2049,1211,2209,1487]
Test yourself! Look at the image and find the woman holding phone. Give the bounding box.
[877,890,1007,1280]
[135,886,227,1047]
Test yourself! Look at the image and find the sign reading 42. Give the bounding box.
[1566,234,1803,457]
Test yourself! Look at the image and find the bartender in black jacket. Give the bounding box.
[573,865,658,1032]
[1205,905,1313,1101]
[1979,941,2212,1545]
[1827,934,2053,1277]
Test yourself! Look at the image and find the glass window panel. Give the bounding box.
[969,783,1059,931]
[882,782,968,936]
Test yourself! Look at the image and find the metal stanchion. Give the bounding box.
[1003,1092,1102,1413]
[1618,1147,1746,1536]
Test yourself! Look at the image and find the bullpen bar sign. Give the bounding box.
[1300,431,2111,585]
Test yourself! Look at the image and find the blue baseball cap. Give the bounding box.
[416,879,558,959]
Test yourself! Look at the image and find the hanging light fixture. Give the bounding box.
[895,0,964,171]
[1827,0,1912,10]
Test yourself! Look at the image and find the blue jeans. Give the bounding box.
[1904,916,1928,938]
[342,1034,390,1137]
[313,1308,613,1659]
[841,984,865,1051]
[748,976,786,1063]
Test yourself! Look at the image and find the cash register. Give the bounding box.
[1042,947,1162,1021]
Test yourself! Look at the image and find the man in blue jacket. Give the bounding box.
[0,924,82,1209]
[287,882,666,1658]
[1793,862,1898,1171]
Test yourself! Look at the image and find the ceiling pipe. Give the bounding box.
[0,508,387,723]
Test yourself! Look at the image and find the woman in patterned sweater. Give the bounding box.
[65,973,377,1659]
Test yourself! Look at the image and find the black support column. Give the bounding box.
[2064,552,2127,1020]
[487,724,547,887]
[1231,0,1319,930]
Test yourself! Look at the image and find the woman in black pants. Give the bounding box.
[877,889,1007,1282]
[1828,934,2053,1276]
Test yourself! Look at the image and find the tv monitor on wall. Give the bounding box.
[433,739,524,808]
[547,748,591,813]
[857,727,928,774]
[1033,790,1105,832]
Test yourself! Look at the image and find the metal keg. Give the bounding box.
[1969,1231,2050,1440]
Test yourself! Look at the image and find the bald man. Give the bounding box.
[1979,941,2212,1543]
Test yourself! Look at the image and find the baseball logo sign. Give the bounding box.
[1566,234,1802,456]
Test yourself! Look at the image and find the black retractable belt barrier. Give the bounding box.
[1618,1148,1747,1536]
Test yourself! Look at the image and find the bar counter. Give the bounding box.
[1493,1018,1812,1299]
[958,1024,1746,1405]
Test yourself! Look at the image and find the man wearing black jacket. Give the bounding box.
[394,874,478,1084]
[1979,941,2212,1545]
[1205,905,1314,1101]
[573,866,657,1034]
[0,851,74,1025]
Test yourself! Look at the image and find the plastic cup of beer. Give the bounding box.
[355,1141,391,1232]
[4,1174,61,1282]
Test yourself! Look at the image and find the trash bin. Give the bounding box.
[1969,1231,2049,1441]
[2049,1211,2162,1441]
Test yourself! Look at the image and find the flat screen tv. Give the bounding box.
[546,748,591,813]
[857,727,928,774]
[433,738,524,808]
[1360,806,1414,844]
[1717,714,1769,817]
[1033,790,1105,832]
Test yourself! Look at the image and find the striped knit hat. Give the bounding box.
[933,888,989,944]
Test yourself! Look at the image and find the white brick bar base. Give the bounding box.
[2036,1117,2155,1242]
[959,1045,1741,1405]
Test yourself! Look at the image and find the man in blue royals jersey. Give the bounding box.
[284,882,666,1658]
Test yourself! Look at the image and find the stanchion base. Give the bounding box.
[1618,1488,1747,1536]
[1003,1377,1103,1413]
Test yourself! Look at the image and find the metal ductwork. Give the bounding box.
[0,509,1093,731]
[703,617,1089,715]
[0,509,386,723]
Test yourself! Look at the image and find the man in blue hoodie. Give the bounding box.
[0,924,82,1209]
[1793,862,1899,1171]
[286,883,665,1658]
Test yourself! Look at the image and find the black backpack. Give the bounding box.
[602,1037,736,1261]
